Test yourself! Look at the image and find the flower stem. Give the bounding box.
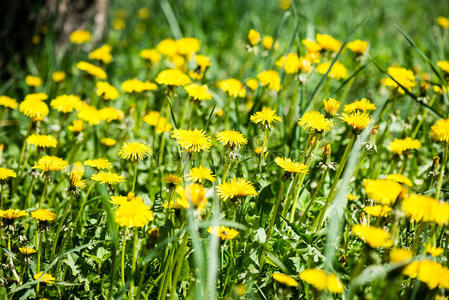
[312,133,356,230]
[50,195,73,261]
[35,228,42,296]
[169,232,189,300]
[74,182,94,228]
[221,150,232,183]
[129,228,140,299]
[38,180,49,208]
[259,180,286,272]
[121,229,128,286]
[435,142,448,200]
[132,163,138,193]
[301,168,328,223]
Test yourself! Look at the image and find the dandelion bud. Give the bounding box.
[371,125,379,135]
[399,187,408,199]
[324,143,331,157]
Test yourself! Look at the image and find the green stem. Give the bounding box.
[169,232,190,300]
[237,51,252,79]
[435,142,448,200]
[257,129,269,180]
[50,195,73,260]
[301,168,328,223]
[132,163,138,193]
[158,241,176,300]
[35,228,42,296]
[312,133,356,230]
[221,150,232,183]
[129,228,140,299]
[259,180,286,271]
[38,180,49,208]
[74,182,94,227]
[121,229,128,286]
[0,184,3,209]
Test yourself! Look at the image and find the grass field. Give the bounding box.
[1,0,449,299]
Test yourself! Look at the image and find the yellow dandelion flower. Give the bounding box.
[363,179,402,205]
[299,269,327,291]
[340,111,371,132]
[31,209,57,221]
[19,247,37,255]
[262,36,278,50]
[257,70,281,92]
[248,29,261,46]
[69,162,86,188]
[96,81,119,100]
[207,226,239,240]
[69,30,90,44]
[363,205,392,217]
[118,142,152,162]
[34,272,56,283]
[156,69,191,86]
[316,33,342,52]
[326,273,344,293]
[274,157,308,173]
[25,75,42,87]
[88,44,112,64]
[84,158,112,170]
[156,39,177,57]
[115,196,153,227]
[250,107,282,129]
[91,171,125,185]
[101,138,117,146]
[246,78,259,91]
[389,137,421,155]
[389,247,413,263]
[218,78,246,98]
[437,61,449,74]
[140,49,161,64]
[50,94,82,113]
[347,39,368,54]
[76,61,107,79]
[177,183,207,211]
[20,96,49,121]
[99,107,124,123]
[352,224,393,248]
[186,166,216,183]
[298,111,333,133]
[26,134,57,148]
[0,209,27,220]
[138,7,150,19]
[437,17,449,29]
[347,194,359,201]
[403,260,449,290]
[216,130,248,148]
[384,67,416,94]
[121,79,157,93]
[113,18,125,30]
[162,174,183,186]
[386,174,412,187]
[68,120,83,132]
[52,71,66,82]
[431,118,449,142]
[33,155,68,173]
[0,95,18,110]
[302,38,322,53]
[77,103,103,125]
[272,273,298,287]
[176,37,201,57]
[171,128,212,153]
[110,195,128,206]
[323,98,341,116]
[402,194,449,226]
[184,84,212,101]
[24,93,48,102]
[317,61,348,80]
[0,168,17,181]
[426,244,444,257]
[217,178,258,201]
[275,53,301,74]
[343,98,376,113]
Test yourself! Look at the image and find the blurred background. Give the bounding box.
[1,0,449,94]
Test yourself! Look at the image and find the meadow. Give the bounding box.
[1,0,449,299]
